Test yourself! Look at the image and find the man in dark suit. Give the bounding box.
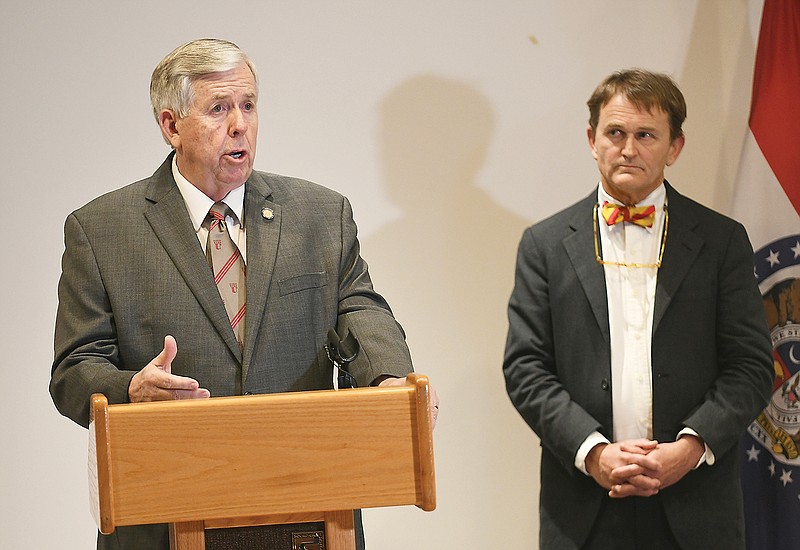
[50,38,433,550]
[503,69,773,549]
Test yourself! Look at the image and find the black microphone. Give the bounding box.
[324,328,359,389]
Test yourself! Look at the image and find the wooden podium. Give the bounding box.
[88,374,436,549]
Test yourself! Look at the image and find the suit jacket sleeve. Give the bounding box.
[661,221,773,456]
[335,196,413,386]
[50,212,135,427]
[503,225,606,471]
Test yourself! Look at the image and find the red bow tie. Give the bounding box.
[601,202,656,228]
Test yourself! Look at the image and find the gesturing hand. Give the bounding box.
[128,335,211,402]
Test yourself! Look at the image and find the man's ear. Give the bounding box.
[587,125,598,160]
[666,134,685,167]
[158,109,180,149]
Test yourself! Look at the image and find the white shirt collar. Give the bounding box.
[597,181,667,210]
[171,155,245,230]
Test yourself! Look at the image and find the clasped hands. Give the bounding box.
[585,436,705,498]
[128,335,440,428]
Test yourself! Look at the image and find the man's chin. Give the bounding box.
[610,173,655,188]
[221,168,253,187]
[604,177,661,203]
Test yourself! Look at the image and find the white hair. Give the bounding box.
[149,38,258,123]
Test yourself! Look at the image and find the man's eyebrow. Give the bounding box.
[209,91,257,101]
[604,122,659,133]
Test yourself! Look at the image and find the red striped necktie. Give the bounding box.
[601,201,656,228]
[206,202,246,347]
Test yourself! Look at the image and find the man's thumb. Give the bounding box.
[159,335,178,374]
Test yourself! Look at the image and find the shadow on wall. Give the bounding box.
[362,74,539,543]
[368,74,530,347]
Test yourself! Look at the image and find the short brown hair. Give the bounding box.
[587,69,686,141]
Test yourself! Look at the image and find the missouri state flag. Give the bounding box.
[732,1,800,548]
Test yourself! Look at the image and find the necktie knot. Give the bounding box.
[601,201,656,228]
[208,202,231,231]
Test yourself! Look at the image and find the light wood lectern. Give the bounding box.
[88,374,436,549]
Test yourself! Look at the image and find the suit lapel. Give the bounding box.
[241,172,281,381]
[653,183,703,331]
[563,193,611,343]
[143,156,243,361]
[563,184,704,336]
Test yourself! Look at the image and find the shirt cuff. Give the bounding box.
[678,427,715,468]
[575,431,611,475]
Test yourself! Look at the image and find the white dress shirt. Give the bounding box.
[601,184,665,442]
[574,182,712,474]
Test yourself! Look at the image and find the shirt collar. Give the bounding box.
[172,155,246,230]
[597,181,667,210]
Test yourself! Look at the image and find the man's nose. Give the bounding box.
[228,108,248,136]
[621,135,637,157]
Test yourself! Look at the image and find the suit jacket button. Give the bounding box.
[600,379,609,391]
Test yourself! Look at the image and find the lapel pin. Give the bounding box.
[261,207,275,220]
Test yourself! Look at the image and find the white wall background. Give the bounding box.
[1,1,764,548]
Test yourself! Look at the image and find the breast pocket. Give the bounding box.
[278,271,328,296]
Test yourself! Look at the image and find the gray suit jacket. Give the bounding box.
[50,154,413,548]
[503,183,773,550]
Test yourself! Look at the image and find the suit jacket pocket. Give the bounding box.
[278,271,328,296]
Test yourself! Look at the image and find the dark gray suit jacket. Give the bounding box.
[51,154,413,549]
[503,183,773,549]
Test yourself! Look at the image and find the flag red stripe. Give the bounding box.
[748,0,800,215]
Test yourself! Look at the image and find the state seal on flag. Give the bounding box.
[749,234,800,466]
